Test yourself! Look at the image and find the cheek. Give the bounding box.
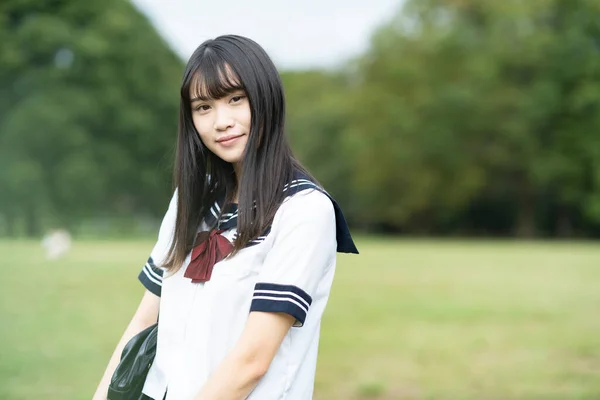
[192,116,211,141]
[238,104,252,127]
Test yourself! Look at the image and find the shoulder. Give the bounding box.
[169,187,179,208]
[273,188,335,228]
[163,188,178,218]
[156,188,178,240]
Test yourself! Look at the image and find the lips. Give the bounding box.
[216,134,244,147]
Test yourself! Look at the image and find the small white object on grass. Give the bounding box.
[41,229,72,260]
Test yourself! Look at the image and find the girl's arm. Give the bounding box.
[195,311,295,400]
[92,290,160,400]
[197,190,338,400]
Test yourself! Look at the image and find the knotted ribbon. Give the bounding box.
[183,229,234,283]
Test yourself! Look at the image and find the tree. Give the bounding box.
[343,0,600,235]
[282,70,361,222]
[0,0,183,236]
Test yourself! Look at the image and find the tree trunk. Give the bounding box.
[556,205,573,237]
[25,206,39,237]
[515,178,536,238]
[5,212,16,237]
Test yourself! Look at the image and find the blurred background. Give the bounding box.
[1,0,600,399]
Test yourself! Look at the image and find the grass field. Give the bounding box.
[1,238,599,400]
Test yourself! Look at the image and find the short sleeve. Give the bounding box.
[249,190,337,327]
[138,189,178,297]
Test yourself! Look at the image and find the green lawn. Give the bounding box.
[1,238,599,399]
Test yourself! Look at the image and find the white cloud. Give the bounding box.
[131,0,401,69]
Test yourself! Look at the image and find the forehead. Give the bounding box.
[189,63,243,101]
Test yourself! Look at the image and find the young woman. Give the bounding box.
[93,34,358,400]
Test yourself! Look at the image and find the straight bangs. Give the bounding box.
[182,51,244,103]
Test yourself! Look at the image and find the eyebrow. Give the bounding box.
[190,95,211,103]
[189,86,245,103]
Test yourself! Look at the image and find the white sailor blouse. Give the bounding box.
[138,174,358,400]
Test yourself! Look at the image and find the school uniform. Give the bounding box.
[138,173,358,400]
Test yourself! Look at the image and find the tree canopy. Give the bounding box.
[1,0,599,238]
[0,0,182,235]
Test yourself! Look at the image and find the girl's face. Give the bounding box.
[190,88,250,165]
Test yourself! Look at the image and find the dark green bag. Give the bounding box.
[107,323,158,400]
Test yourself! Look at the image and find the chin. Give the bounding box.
[217,151,244,164]
[223,156,243,164]
[206,140,247,164]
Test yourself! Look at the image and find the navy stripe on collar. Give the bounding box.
[203,173,359,254]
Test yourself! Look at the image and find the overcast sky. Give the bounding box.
[131,0,401,70]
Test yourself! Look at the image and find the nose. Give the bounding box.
[213,105,234,131]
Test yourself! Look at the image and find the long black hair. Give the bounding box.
[163,35,315,272]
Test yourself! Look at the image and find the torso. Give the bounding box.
[142,185,342,400]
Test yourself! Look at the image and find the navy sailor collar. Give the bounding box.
[204,173,359,254]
